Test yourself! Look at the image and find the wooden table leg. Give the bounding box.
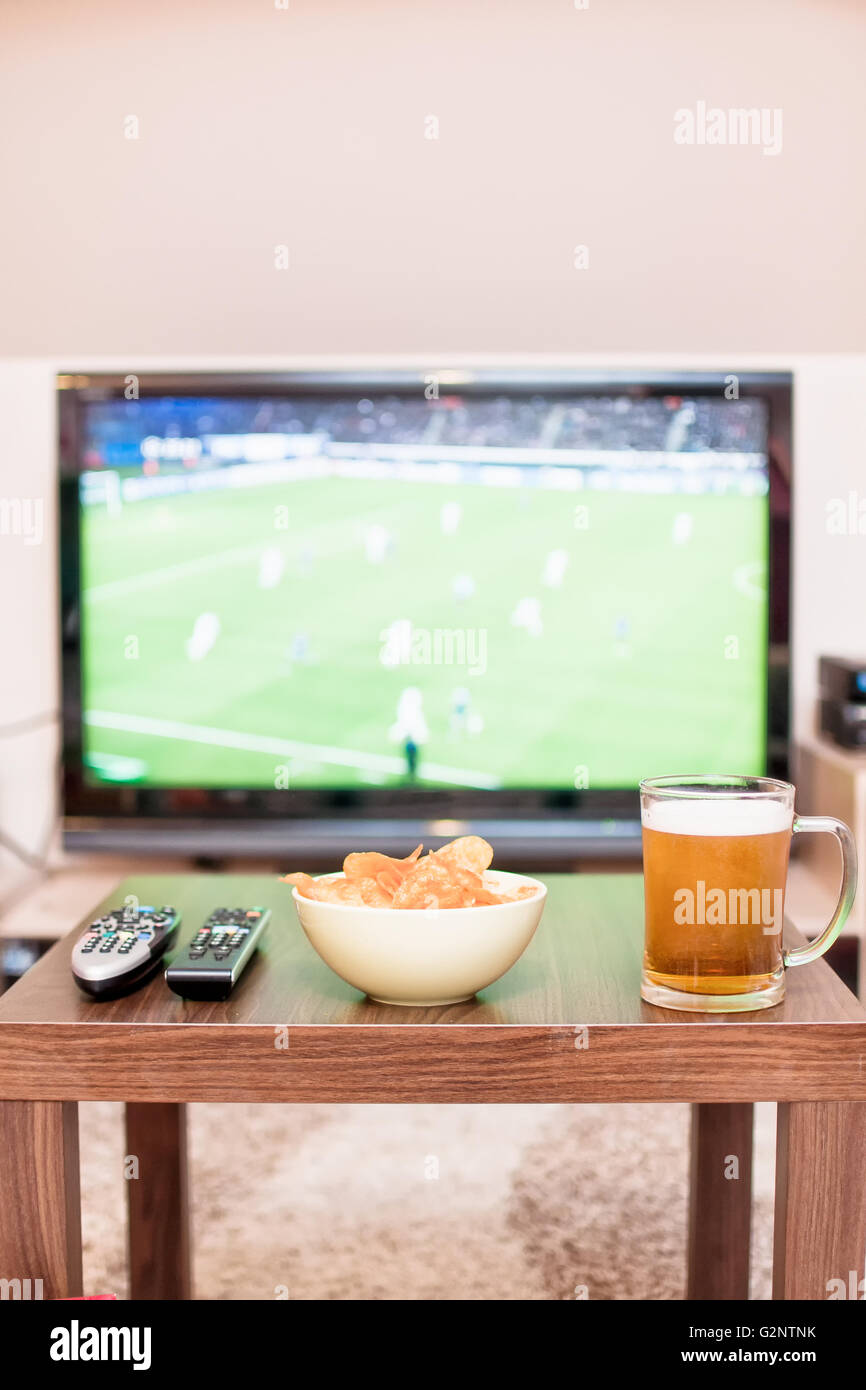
[125,1102,191,1300]
[774,1100,866,1300]
[687,1102,753,1300]
[0,1100,82,1300]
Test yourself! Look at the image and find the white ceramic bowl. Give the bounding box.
[291,869,547,1005]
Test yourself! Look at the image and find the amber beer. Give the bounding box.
[640,774,858,1012]
[643,798,792,1006]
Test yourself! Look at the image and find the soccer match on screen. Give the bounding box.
[77,389,770,791]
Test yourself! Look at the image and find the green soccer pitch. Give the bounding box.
[80,474,768,789]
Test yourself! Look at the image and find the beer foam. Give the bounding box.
[643,797,792,836]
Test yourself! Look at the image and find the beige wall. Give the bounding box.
[1,0,865,356]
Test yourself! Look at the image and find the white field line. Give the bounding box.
[84,544,270,602]
[84,710,502,789]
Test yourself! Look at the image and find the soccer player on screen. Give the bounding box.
[440,501,462,536]
[185,612,220,662]
[449,686,483,738]
[364,524,393,565]
[614,614,632,658]
[452,572,476,602]
[450,686,470,736]
[286,630,312,671]
[542,548,569,588]
[510,595,543,637]
[389,686,429,781]
[258,545,284,589]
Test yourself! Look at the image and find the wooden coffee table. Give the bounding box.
[1,873,864,1302]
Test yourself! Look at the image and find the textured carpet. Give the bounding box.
[80,1102,776,1300]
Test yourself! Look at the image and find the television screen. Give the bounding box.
[72,384,774,794]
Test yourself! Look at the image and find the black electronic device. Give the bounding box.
[71,902,180,998]
[819,655,866,705]
[820,699,866,750]
[58,367,793,862]
[165,906,271,1000]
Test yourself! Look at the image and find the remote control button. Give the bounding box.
[213,948,230,959]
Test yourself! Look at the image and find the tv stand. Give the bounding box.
[63,817,643,868]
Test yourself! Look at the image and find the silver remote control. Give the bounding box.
[71,902,181,999]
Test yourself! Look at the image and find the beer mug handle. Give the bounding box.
[783,816,858,968]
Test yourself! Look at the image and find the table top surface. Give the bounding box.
[1,871,862,1030]
[2,873,864,1105]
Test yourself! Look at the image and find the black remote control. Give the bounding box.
[71,902,181,999]
[165,907,271,1001]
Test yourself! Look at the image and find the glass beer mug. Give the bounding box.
[640,775,858,1012]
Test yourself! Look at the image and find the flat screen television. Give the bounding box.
[58,368,792,861]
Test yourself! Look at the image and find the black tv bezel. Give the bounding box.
[58,367,792,858]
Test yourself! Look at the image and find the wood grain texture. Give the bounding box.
[0,1100,82,1299]
[773,1101,866,1300]
[1,1022,866,1104]
[0,875,864,1103]
[125,1103,191,1301]
[687,1103,753,1299]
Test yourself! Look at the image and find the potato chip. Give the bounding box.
[282,872,365,904]
[281,872,324,901]
[284,837,538,909]
[434,835,494,875]
[343,847,422,883]
[391,859,465,909]
[359,877,394,908]
[330,879,368,905]
[444,864,500,906]
[492,883,539,903]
